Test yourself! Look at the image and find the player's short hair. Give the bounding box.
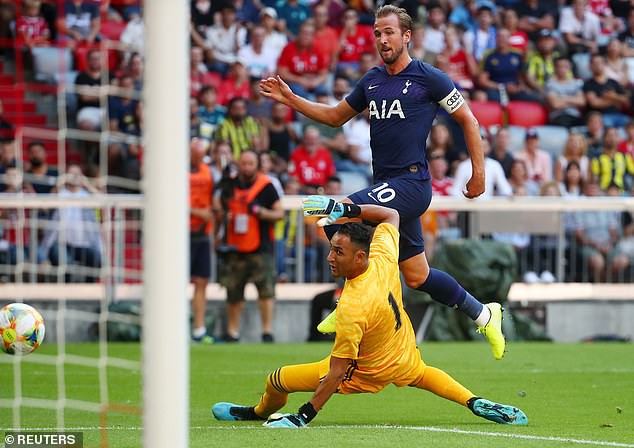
[375,4,413,35]
[337,222,372,256]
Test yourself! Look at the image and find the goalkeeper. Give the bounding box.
[212,198,528,428]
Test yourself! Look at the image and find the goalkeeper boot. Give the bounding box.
[476,302,505,360]
[212,402,265,421]
[468,397,528,425]
[317,309,337,334]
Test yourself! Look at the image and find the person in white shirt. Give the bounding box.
[559,0,601,54]
[238,25,278,79]
[452,129,512,197]
[204,4,246,74]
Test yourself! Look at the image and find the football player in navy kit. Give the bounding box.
[260,5,505,359]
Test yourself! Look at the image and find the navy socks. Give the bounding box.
[416,268,483,320]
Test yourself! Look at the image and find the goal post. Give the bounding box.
[143,1,190,447]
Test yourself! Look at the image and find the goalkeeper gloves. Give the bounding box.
[302,195,361,226]
[263,402,317,429]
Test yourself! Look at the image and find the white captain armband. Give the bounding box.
[438,88,465,114]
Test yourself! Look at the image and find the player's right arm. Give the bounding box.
[260,75,358,128]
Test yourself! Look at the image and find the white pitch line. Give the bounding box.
[1,425,632,447]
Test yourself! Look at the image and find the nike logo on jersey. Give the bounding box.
[368,85,379,90]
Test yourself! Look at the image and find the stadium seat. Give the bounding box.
[100,20,126,41]
[507,125,526,154]
[533,125,569,158]
[31,47,73,83]
[506,101,547,128]
[469,101,504,129]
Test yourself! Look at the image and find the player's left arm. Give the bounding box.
[309,356,350,411]
[451,103,485,198]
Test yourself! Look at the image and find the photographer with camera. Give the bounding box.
[213,150,284,342]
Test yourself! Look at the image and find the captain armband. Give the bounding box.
[438,88,465,114]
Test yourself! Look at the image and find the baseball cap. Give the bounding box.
[260,7,277,19]
[525,128,539,140]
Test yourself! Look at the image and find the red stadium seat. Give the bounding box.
[469,101,504,129]
[100,20,126,41]
[506,101,547,128]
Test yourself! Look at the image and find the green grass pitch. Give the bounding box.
[1,342,633,447]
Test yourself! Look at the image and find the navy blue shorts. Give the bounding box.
[348,173,432,262]
[190,237,211,278]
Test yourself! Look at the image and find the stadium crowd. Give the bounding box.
[0,0,634,284]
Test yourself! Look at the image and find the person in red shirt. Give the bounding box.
[16,0,50,48]
[289,126,336,194]
[618,120,634,158]
[336,8,376,80]
[436,25,478,92]
[216,60,251,106]
[313,2,340,72]
[277,21,329,99]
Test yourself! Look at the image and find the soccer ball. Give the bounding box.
[0,303,46,355]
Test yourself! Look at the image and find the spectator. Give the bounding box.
[190,96,214,142]
[429,150,459,241]
[233,0,259,25]
[559,160,585,197]
[618,9,634,57]
[189,138,214,344]
[190,45,208,98]
[204,4,246,75]
[215,97,264,158]
[507,159,540,196]
[514,127,553,186]
[559,0,601,55]
[609,207,634,281]
[264,102,298,163]
[197,85,226,137]
[604,39,629,87]
[23,141,58,194]
[126,52,144,92]
[478,28,539,103]
[340,109,372,179]
[259,151,284,198]
[259,7,287,62]
[428,122,464,175]
[573,180,621,282]
[588,0,625,43]
[237,25,277,79]
[452,129,512,198]
[247,77,274,125]
[555,133,590,183]
[489,127,514,179]
[214,150,284,343]
[120,8,144,62]
[288,126,336,194]
[590,127,634,193]
[190,0,218,46]
[516,0,556,42]
[545,56,586,128]
[216,60,251,106]
[105,141,140,194]
[75,48,112,131]
[336,8,376,80]
[435,25,478,92]
[277,0,312,40]
[502,8,528,55]
[448,0,477,31]
[56,0,100,48]
[585,111,605,158]
[421,3,447,63]
[617,120,634,158]
[313,2,340,72]
[277,21,329,100]
[409,25,425,61]
[108,74,138,136]
[525,29,559,98]
[0,99,15,144]
[583,53,630,129]
[209,141,234,185]
[463,3,497,62]
[43,164,103,282]
[16,0,51,49]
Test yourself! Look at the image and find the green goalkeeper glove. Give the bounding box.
[302,195,361,227]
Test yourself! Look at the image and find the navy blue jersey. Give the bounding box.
[345,60,463,182]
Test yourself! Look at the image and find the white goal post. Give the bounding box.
[143,2,189,448]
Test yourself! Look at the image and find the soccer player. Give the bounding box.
[212,199,528,427]
[260,5,505,359]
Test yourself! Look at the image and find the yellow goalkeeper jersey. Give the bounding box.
[330,223,425,393]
